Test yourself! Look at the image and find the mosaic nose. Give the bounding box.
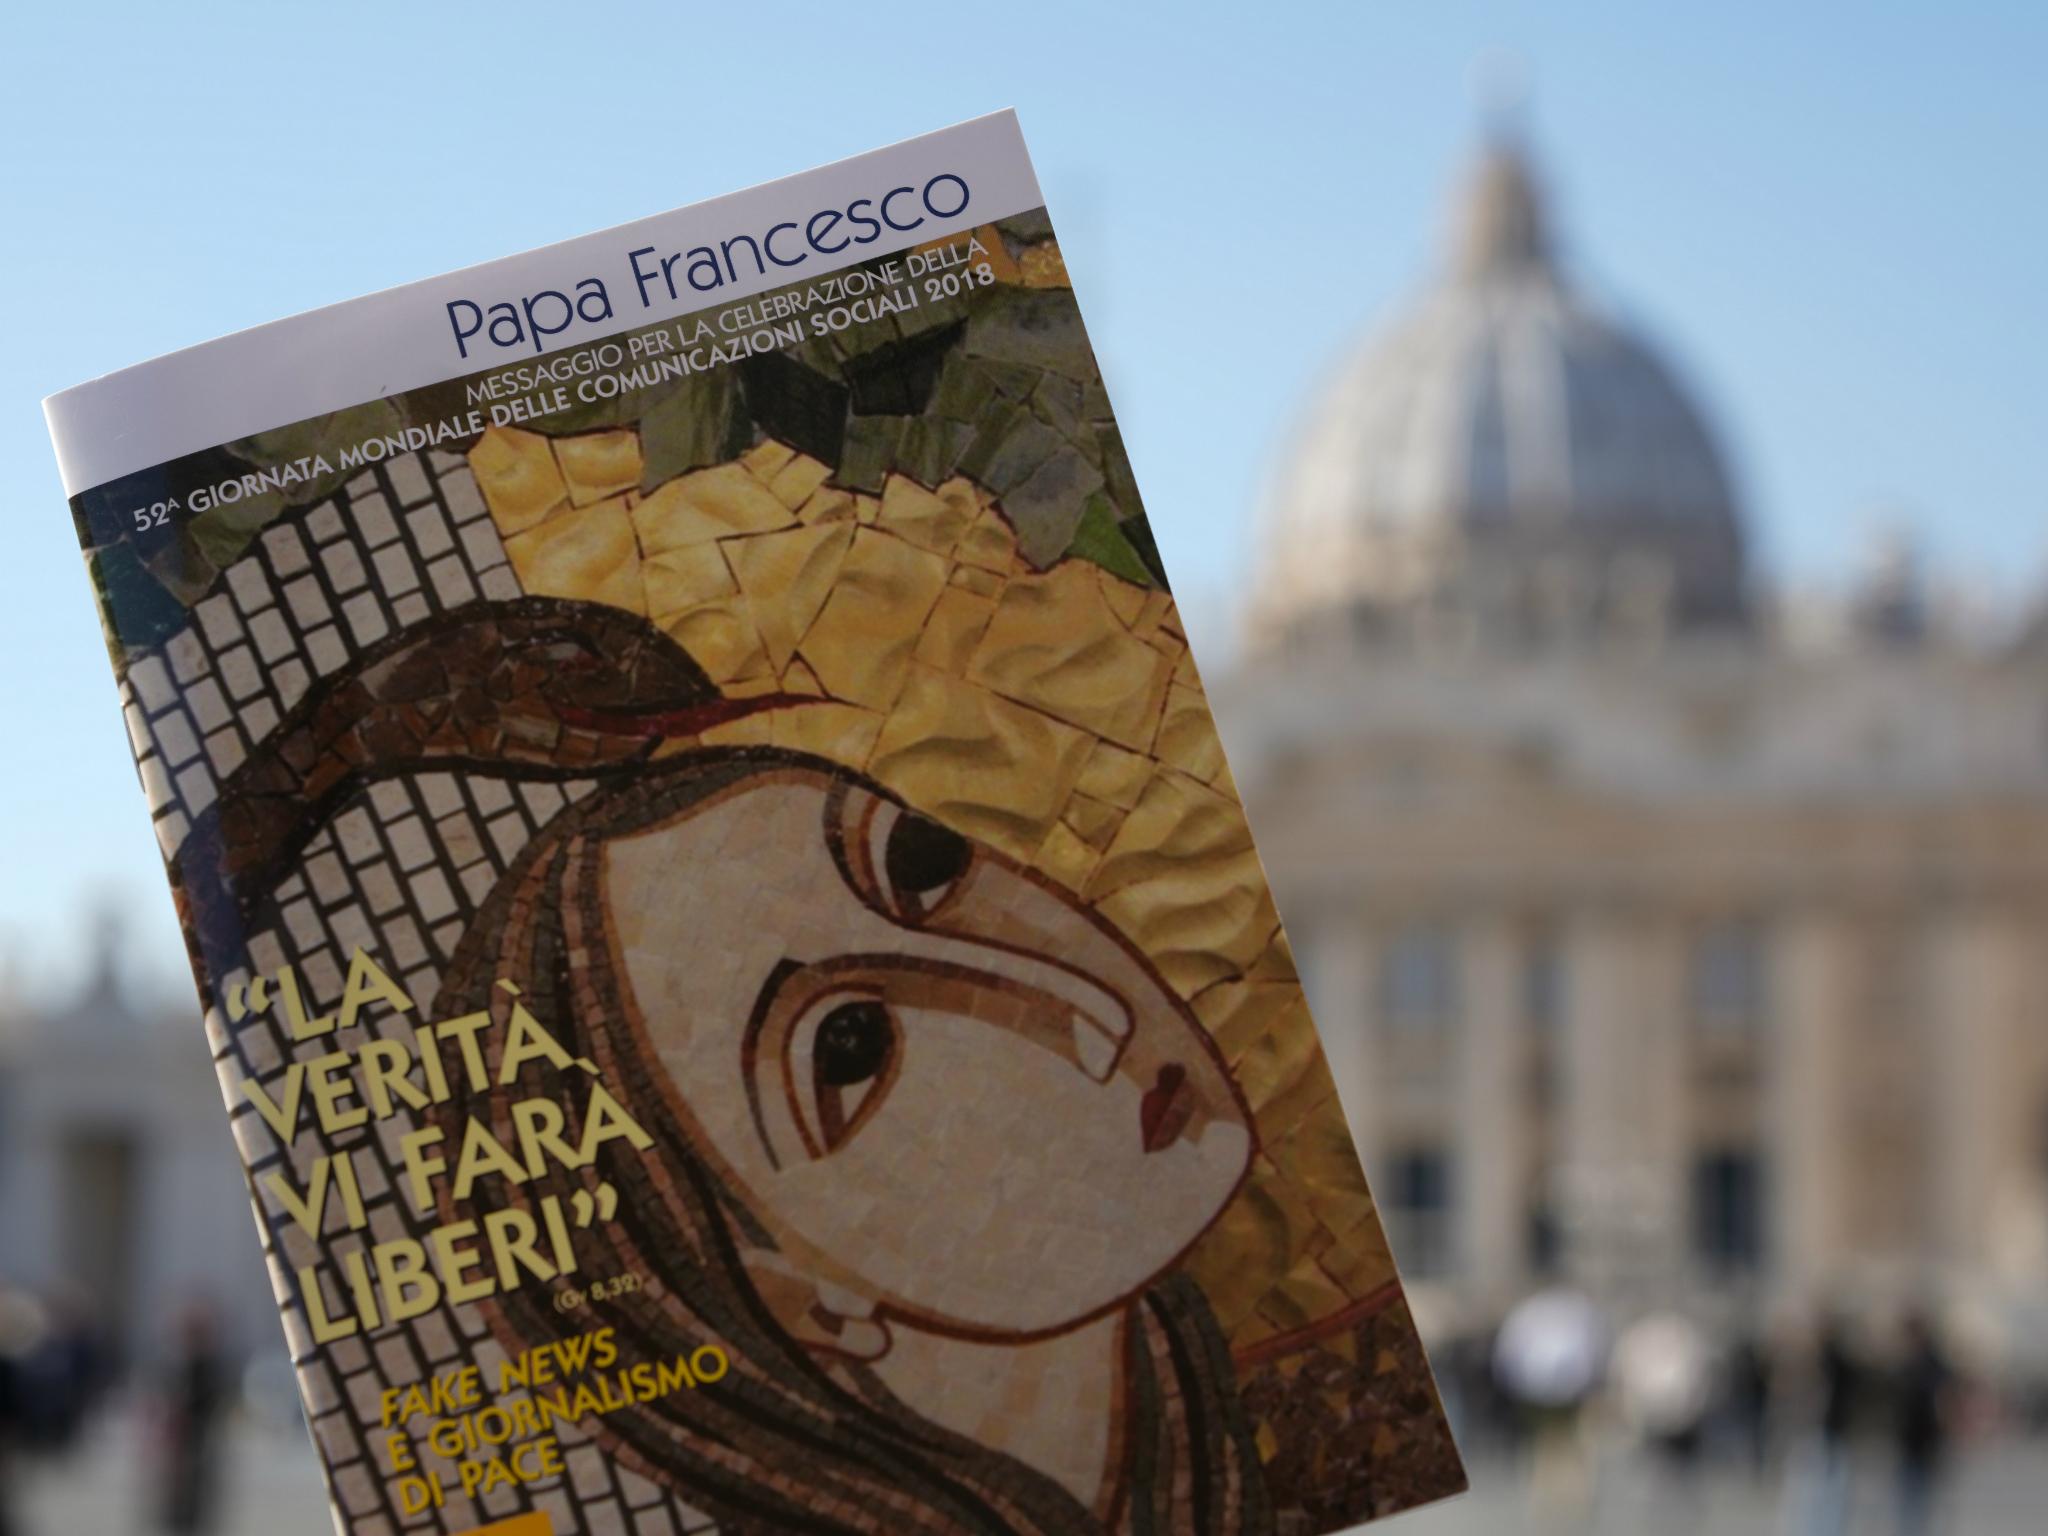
[906,921,1136,1085]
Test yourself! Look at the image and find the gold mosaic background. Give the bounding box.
[467,424,1397,1366]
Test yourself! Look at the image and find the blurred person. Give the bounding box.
[156,1299,232,1536]
[1726,1329,1775,1477]
[1493,1288,1607,1526]
[1472,1323,1521,1455]
[0,1339,17,1536]
[1892,1310,1956,1536]
[0,1285,40,1536]
[1614,1311,1716,1530]
[14,1298,104,1453]
[1792,1315,1868,1536]
[1431,1323,1520,1462]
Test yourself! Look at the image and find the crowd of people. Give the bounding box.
[0,1272,2017,1536]
[1431,1292,1984,1534]
[0,1286,231,1536]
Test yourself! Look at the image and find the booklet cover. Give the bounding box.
[44,112,1463,1536]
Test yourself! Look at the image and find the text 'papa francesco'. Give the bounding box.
[445,170,972,359]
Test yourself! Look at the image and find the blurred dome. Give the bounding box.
[1250,139,1747,651]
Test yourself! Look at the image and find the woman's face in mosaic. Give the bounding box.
[605,765,1253,1339]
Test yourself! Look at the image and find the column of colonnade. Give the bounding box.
[1926,909,2033,1286]
[1771,910,1855,1308]
[1457,913,1525,1311]
[1558,909,1687,1305]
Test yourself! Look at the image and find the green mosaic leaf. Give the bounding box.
[1096,421,1144,523]
[962,287,1096,381]
[185,494,283,580]
[1054,491,1155,590]
[834,413,906,494]
[1117,510,1170,592]
[91,542,189,652]
[995,209,1054,245]
[894,417,978,489]
[235,400,401,481]
[639,373,746,488]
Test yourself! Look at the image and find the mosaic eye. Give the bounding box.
[524,633,604,668]
[884,813,970,909]
[804,997,900,1152]
[816,1000,894,1086]
[830,785,975,926]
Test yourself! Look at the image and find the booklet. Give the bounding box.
[44,111,1463,1536]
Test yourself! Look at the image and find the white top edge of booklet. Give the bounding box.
[45,110,1040,496]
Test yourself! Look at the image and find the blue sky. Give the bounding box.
[3,0,2042,996]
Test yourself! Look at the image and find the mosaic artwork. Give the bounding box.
[69,209,1464,1535]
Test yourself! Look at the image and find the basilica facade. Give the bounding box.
[1216,142,2048,1367]
[0,926,277,1368]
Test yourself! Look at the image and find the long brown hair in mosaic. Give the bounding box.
[189,598,1274,1536]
